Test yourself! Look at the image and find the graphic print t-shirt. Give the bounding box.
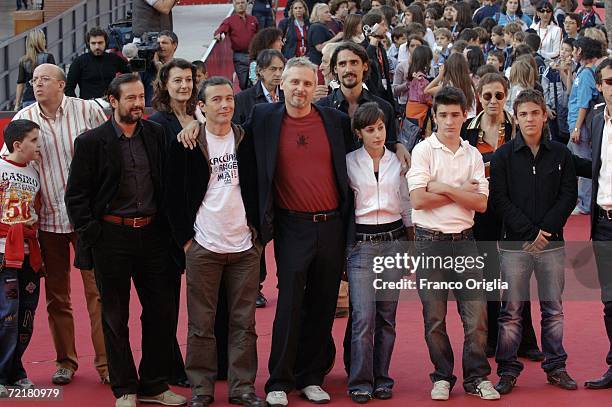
[0,159,40,253]
[193,129,252,254]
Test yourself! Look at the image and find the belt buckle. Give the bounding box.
[132,217,145,228]
[313,213,327,222]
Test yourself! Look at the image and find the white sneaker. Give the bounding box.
[266,391,289,406]
[472,380,501,400]
[116,394,137,407]
[431,380,451,400]
[13,378,35,389]
[300,385,330,404]
[0,384,8,398]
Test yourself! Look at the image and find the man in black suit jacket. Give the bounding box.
[242,57,355,406]
[586,58,612,390]
[64,74,185,407]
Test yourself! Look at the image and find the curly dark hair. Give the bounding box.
[152,58,198,116]
[249,27,283,61]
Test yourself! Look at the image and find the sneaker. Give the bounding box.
[467,380,500,400]
[495,375,516,395]
[431,380,451,400]
[116,394,137,407]
[13,378,35,389]
[372,387,392,400]
[0,384,8,398]
[138,390,187,405]
[349,391,371,404]
[300,385,330,404]
[51,368,74,385]
[547,369,578,390]
[266,391,288,407]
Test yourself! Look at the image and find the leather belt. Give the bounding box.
[103,214,154,228]
[599,206,612,221]
[356,226,405,242]
[278,208,340,223]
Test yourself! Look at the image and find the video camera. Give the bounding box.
[363,23,385,40]
[129,32,160,72]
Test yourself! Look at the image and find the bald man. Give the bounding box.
[3,63,109,385]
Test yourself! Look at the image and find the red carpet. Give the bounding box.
[15,215,612,406]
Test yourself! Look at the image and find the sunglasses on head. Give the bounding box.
[538,8,552,13]
[603,78,612,86]
[482,91,505,101]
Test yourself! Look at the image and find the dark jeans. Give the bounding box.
[253,12,275,30]
[592,214,612,368]
[92,221,173,398]
[265,212,345,393]
[0,257,40,385]
[185,241,260,397]
[347,239,403,393]
[233,52,250,91]
[168,268,187,384]
[496,247,567,377]
[415,227,490,391]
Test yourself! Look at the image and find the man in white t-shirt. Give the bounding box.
[407,86,499,401]
[164,77,264,407]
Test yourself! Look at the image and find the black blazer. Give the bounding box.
[590,109,606,236]
[65,119,167,248]
[278,17,310,59]
[242,102,355,243]
[233,81,285,125]
[164,123,260,250]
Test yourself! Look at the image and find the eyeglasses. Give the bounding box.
[602,78,612,86]
[537,8,552,13]
[29,76,55,86]
[482,91,505,101]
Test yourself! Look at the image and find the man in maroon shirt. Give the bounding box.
[214,0,259,90]
[241,57,355,406]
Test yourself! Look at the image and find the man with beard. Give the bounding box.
[65,27,131,100]
[65,74,186,407]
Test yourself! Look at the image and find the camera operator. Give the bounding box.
[140,30,178,106]
[132,0,176,39]
[65,27,132,100]
[362,12,396,110]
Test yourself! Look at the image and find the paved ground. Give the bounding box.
[172,4,231,61]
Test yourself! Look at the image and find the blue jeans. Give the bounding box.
[414,227,490,391]
[568,126,592,213]
[253,12,275,30]
[347,239,403,393]
[496,247,567,377]
[0,256,40,385]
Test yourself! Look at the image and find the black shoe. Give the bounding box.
[169,377,191,388]
[190,395,214,407]
[349,391,371,404]
[518,348,545,362]
[547,369,578,390]
[495,375,517,394]
[585,371,612,389]
[229,393,266,407]
[372,388,392,400]
[256,292,267,308]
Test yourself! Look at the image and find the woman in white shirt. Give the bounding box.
[345,102,412,403]
[530,0,562,61]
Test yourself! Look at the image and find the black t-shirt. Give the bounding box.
[17,53,55,102]
[307,22,333,65]
[65,52,132,99]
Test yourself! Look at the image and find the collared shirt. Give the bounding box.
[107,118,156,217]
[346,146,412,227]
[214,13,259,53]
[597,107,612,209]
[261,82,279,103]
[407,134,488,233]
[5,96,107,233]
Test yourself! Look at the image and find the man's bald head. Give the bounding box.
[31,63,66,107]
[33,63,66,82]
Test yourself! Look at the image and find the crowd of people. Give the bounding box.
[2,0,612,407]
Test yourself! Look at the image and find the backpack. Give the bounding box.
[541,65,569,144]
[585,66,604,133]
